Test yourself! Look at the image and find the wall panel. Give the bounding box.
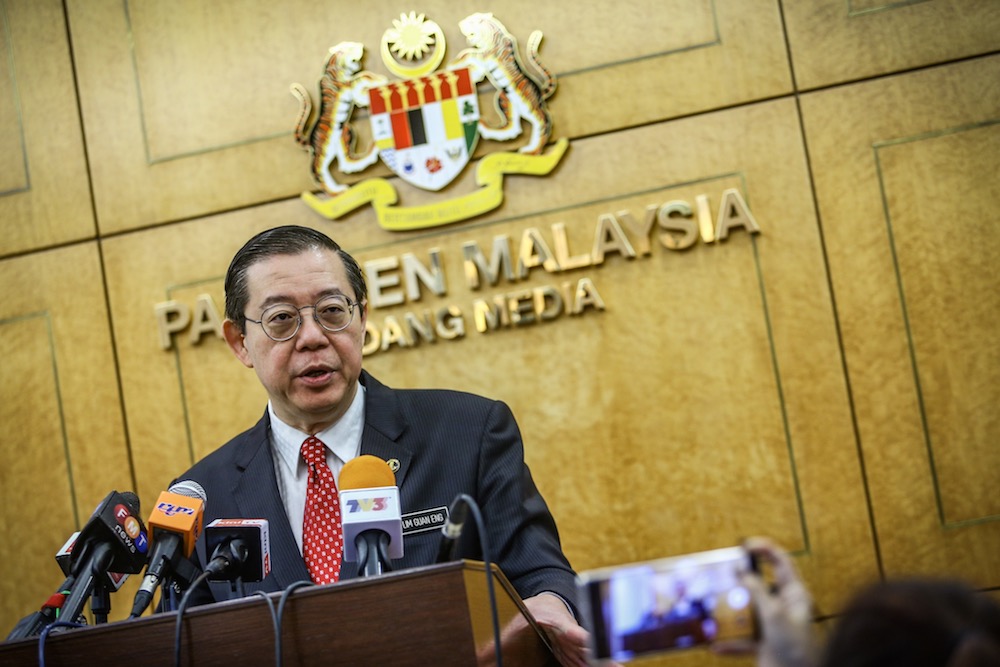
[551,0,791,138]
[0,0,94,257]
[783,0,1000,89]
[0,244,132,626]
[801,54,1000,587]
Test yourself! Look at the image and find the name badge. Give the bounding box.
[401,505,448,535]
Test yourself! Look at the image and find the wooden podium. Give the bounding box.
[0,561,559,666]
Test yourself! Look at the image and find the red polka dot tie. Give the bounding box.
[300,437,343,584]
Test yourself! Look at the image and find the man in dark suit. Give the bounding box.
[173,225,589,665]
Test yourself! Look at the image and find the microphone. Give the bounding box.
[56,531,130,591]
[339,455,403,577]
[60,491,148,626]
[129,480,206,618]
[203,518,271,583]
[435,494,471,563]
[6,491,147,640]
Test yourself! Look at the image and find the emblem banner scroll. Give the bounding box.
[302,137,569,231]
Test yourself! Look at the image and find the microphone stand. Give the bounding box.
[60,542,114,627]
[90,578,111,624]
[354,530,393,578]
[159,557,201,613]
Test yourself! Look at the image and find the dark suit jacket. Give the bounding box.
[173,371,578,612]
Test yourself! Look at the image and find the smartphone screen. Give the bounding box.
[576,546,757,663]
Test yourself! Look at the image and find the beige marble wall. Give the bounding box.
[1,2,997,660]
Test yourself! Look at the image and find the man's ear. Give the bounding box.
[223,319,253,368]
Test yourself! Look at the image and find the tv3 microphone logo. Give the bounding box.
[113,502,149,554]
[345,497,390,512]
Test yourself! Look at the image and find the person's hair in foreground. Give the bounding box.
[820,577,1000,667]
[732,538,1000,667]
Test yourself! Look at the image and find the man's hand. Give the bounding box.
[522,592,592,667]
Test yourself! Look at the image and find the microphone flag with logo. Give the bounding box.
[339,455,403,576]
[67,490,149,576]
[204,518,271,583]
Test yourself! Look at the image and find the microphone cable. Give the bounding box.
[172,569,212,667]
[253,590,279,664]
[275,580,315,667]
[452,493,504,667]
[172,572,282,667]
[37,620,84,667]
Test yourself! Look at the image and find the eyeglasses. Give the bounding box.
[245,295,362,341]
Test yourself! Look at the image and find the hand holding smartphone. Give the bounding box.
[576,545,758,663]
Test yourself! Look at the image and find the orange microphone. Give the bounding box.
[129,480,206,617]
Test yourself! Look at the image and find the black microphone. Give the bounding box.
[129,480,206,618]
[55,531,130,591]
[203,518,271,583]
[59,491,149,627]
[435,494,471,563]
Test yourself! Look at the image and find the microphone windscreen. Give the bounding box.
[168,480,207,504]
[121,491,141,516]
[340,455,396,490]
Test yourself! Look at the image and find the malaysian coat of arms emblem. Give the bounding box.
[291,12,568,231]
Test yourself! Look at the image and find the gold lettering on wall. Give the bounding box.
[153,294,223,350]
[153,190,760,353]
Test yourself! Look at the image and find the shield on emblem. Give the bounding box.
[368,67,480,191]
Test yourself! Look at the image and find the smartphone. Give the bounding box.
[576,545,758,663]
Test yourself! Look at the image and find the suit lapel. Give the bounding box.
[358,371,414,487]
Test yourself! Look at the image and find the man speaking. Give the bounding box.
[172,225,590,665]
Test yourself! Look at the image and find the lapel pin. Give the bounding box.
[387,458,401,472]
